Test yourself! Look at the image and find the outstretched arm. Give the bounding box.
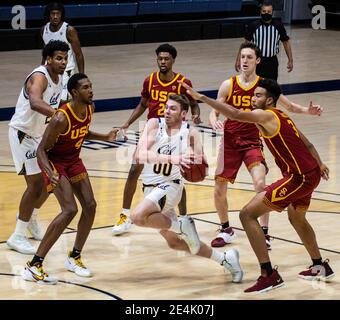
[182,82,272,124]
[278,95,323,116]
[86,128,118,142]
[120,97,148,130]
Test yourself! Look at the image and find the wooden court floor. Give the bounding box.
[0,27,339,300]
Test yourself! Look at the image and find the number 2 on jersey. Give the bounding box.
[157,103,165,116]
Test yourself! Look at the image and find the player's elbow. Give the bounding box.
[29,98,40,111]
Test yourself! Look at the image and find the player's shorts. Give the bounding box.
[142,179,184,219]
[263,167,321,212]
[215,134,266,183]
[41,157,88,193]
[8,126,41,175]
[61,69,75,101]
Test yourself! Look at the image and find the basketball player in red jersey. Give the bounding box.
[209,42,323,249]
[112,43,201,235]
[21,74,118,284]
[183,79,334,293]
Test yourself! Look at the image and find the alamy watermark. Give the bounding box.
[311,5,326,30]
[11,5,26,30]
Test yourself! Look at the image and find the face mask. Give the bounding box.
[261,13,272,22]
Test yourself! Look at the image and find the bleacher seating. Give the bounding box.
[0,3,138,21]
[0,0,242,21]
[0,0,260,51]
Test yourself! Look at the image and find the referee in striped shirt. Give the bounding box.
[236,1,293,80]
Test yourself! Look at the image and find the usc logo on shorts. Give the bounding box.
[279,187,288,197]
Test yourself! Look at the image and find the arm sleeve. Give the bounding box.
[141,76,151,99]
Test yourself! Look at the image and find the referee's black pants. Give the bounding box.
[256,56,278,80]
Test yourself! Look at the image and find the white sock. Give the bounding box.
[30,208,38,221]
[169,219,181,233]
[210,249,225,265]
[14,219,29,236]
[122,208,130,216]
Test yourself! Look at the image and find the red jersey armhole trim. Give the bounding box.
[226,77,234,103]
[148,72,154,94]
[262,109,281,138]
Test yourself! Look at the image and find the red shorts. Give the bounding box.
[263,167,321,212]
[41,158,88,193]
[215,135,266,183]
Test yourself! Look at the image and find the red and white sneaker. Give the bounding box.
[299,259,335,282]
[265,235,272,251]
[211,227,236,247]
[244,267,284,293]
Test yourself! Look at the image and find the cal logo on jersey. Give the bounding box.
[71,124,90,139]
[158,144,176,155]
[50,93,61,106]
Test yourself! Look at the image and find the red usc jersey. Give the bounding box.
[141,71,194,119]
[224,75,261,139]
[262,109,318,175]
[48,103,92,162]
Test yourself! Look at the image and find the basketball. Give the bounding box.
[181,161,209,182]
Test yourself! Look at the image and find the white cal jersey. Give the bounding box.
[42,22,75,71]
[142,118,190,185]
[9,65,62,138]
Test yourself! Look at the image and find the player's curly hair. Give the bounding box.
[258,78,282,104]
[156,44,177,59]
[42,40,69,59]
[67,73,88,96]
[44,2,65,22]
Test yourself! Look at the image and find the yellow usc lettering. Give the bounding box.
[151,89,174,102]
[159,91,168,102]
[71,124,90,139]
[232,95,251,107]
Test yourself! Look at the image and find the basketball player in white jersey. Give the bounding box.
[131,94,243,283]
[41,2,84,101]
[7,40,69,254]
